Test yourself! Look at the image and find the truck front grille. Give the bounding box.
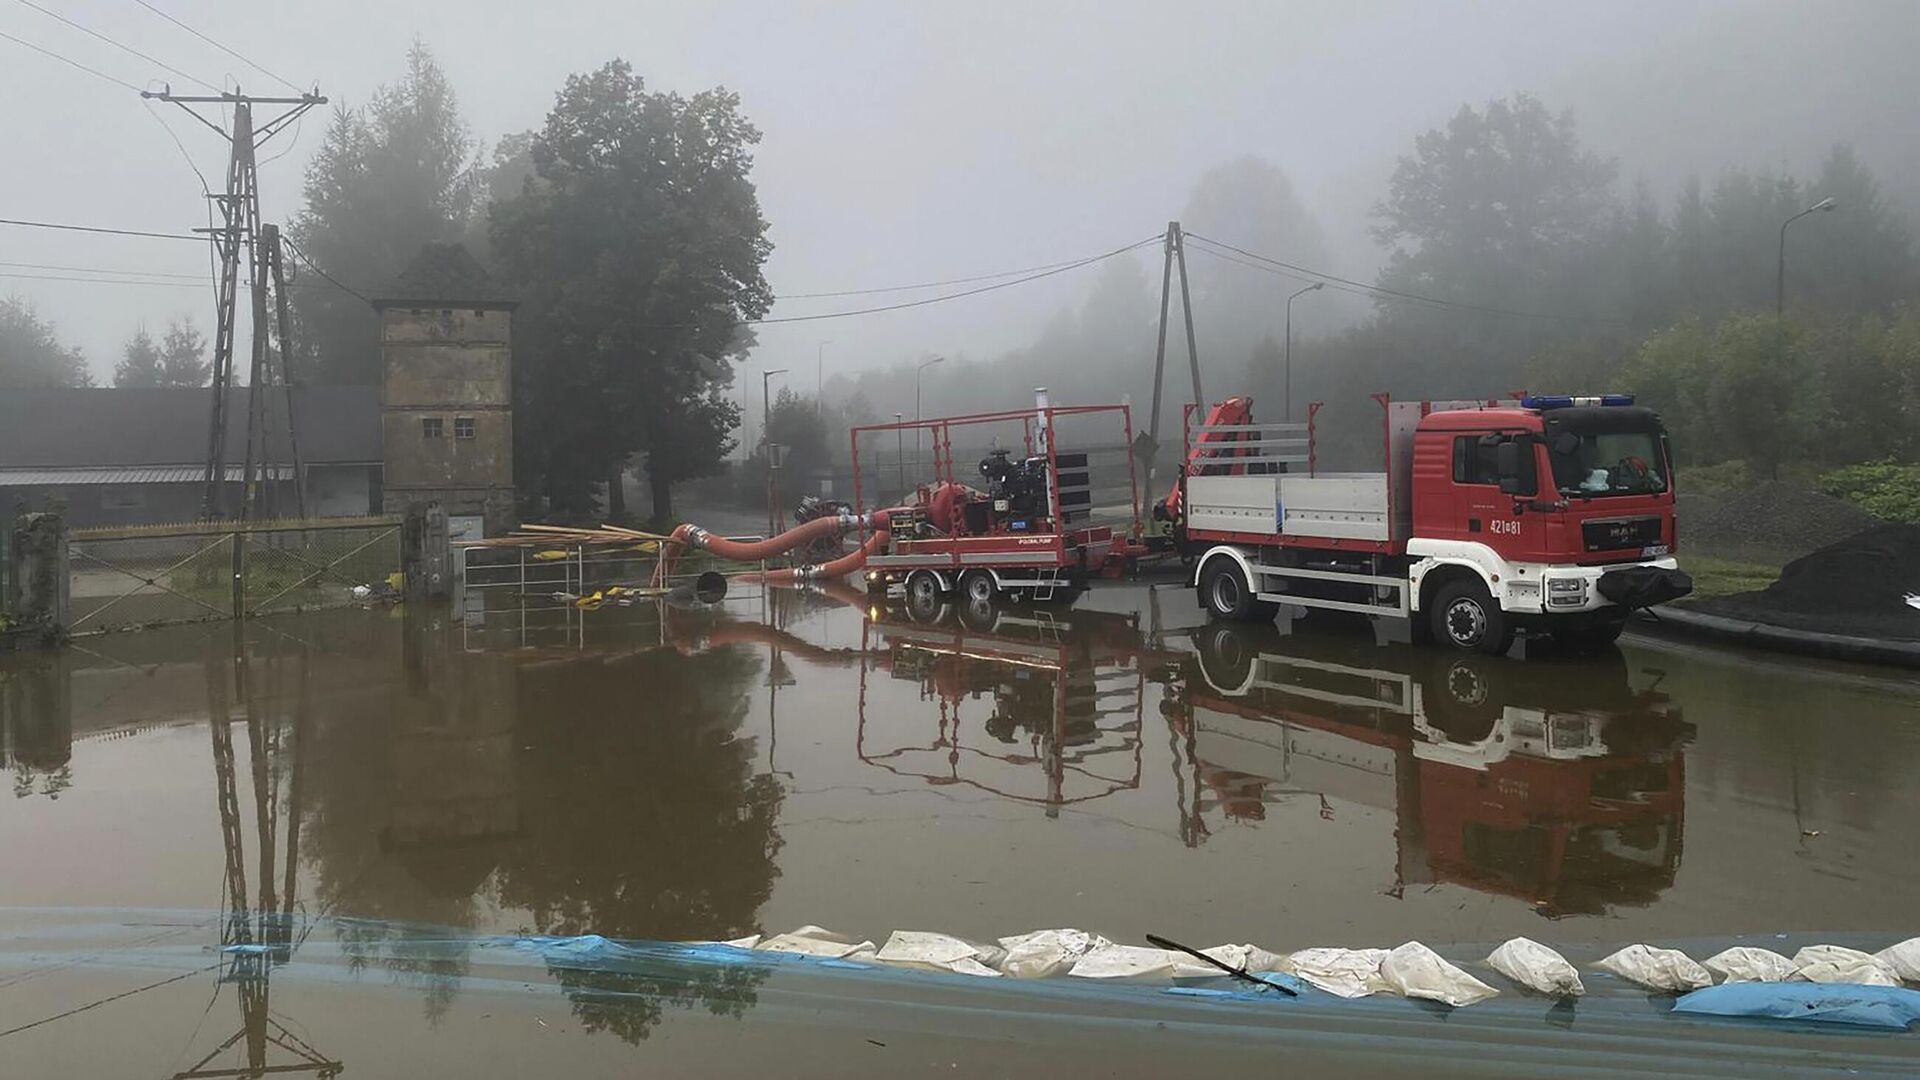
[1582,516,1662,553]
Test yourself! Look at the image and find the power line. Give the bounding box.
[746,235,1160,325]
[1182,231,1624,327]
[279,234,371,303]
[778,251,1132,300]
[10,0,219,91]
[132,0,303,94]
[0,270,205,287]
[0,259,206,279]
[0,217,205,241]
[0,27,142,91]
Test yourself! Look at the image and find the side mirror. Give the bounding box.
[1496,440,1524,495]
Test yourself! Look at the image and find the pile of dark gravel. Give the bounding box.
[1678,483,1880,562]
[1692,523,1920,641]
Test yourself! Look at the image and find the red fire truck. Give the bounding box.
[1170,393,1692,653]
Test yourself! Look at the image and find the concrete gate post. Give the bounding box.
[4,511,69,650]
[403,502,451,601]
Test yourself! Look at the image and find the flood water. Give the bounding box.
[4,582,1919,1077]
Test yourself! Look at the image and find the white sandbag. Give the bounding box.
[874,931,1002,977]
[1167,943,1288,980]
[721,934,761,950]
[1594,944,1712,992]
[1874,938,1920,984]
[1702,946,1796,984]
[996,929,1110,979]
[1791,945,1899,986]
[1068,943,1180,979]
[755,925,877,960]
[1487,937,1584,997]
[1379,942,1498,1007]
[1282,947,1392,998]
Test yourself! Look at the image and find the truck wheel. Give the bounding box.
[1553,615,1627,652]
[906,570,943,608]
[961,570,997,604]
[1202,560,1276,623]
[1430,577,1514,655]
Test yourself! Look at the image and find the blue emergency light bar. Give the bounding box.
[1520,394,1635,410]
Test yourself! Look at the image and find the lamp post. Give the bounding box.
[1777,196,1837,379]
[816,340,832,417]
[762,367,788,538]
[914,355,944,480]
[1777,196,1837,324]
[894,412,905,500]
[1284,282,1323,421]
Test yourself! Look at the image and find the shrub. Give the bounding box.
[1817,461,1920,523]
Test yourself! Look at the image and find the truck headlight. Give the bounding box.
[1547,578,1588,606]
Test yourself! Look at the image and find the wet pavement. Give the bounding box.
[3,581,1919,1076]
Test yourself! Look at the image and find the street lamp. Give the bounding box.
[914,355,944,478]
[1778,196,1837,322]
[762,367,788,537]
[894,412,905,499]
[816,340,832,417]
[1777,196,1836,380]
[1284,282,1323,421]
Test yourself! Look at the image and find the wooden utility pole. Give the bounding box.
[144,87,324,522]
[1145,221,1203,485]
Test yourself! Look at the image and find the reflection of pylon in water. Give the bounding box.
[178,640,339,1079]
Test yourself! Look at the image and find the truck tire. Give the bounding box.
[1430,577,1514,655]
[961,570,997,604]
[905,570,943,611]
[1201,559,1277,623]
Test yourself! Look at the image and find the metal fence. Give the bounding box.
[68,517,402,634]
[452,537,767,651]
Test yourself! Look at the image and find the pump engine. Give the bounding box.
[979,450,1050,523]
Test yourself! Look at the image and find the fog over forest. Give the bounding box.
[4,1,1918,511]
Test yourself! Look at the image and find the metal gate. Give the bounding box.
[68,517,402,634]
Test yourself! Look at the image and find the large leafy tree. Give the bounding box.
[1373,94,1618,301]
[0,299,90,388]
[491,59,771,520]
[292,40,480,384]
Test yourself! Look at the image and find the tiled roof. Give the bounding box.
[0,386,380,468]
[371,242,515,308]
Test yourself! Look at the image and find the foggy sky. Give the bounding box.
[2,0,1915,390]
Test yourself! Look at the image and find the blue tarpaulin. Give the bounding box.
[1673,983,1920,1031]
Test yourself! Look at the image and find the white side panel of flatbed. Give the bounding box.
[1187,473,1392,542]
[1186,474,1277,534]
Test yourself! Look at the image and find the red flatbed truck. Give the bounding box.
[1174,393,1692,653]
[851,391,1141,607]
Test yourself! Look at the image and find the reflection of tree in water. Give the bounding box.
[549,958,769,1044]
[300,619,518,1023]
[496,643,780,1044]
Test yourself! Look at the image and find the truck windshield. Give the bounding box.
[1545,429,1668,497]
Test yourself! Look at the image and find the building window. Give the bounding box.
[454,416,476,439]
[422,417,443,439]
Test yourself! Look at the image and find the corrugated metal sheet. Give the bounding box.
[0,465,297,485]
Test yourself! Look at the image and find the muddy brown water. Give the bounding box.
[3,583,1918,1077]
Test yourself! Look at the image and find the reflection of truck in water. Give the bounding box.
[1170,622,1693,916]
[1171,394,1693,653]
[856,597,1158,815]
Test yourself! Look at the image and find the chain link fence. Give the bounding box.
[68,517,401,634]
